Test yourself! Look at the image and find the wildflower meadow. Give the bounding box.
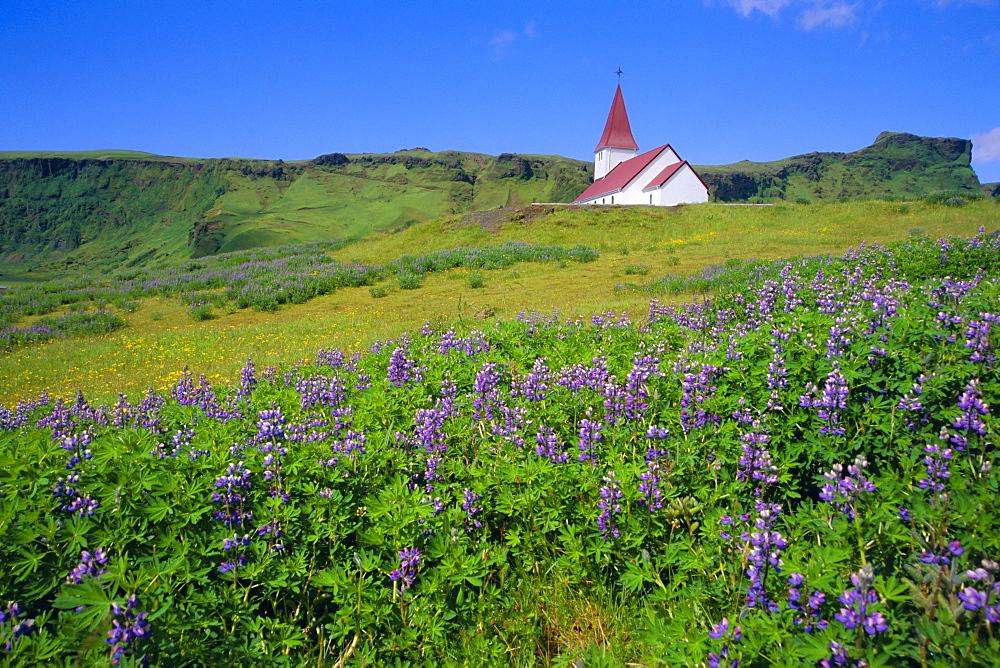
[2,230,1000,665]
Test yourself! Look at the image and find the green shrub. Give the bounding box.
[187,302,214,321]
[397,271,423,290]
[623,264,650,276]
[370,286,389,299]
[466,272,486,289]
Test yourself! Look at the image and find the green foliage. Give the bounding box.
[397,271,423,290]
[697,132,981,202]
[187,302,214,322]
[0,150,594,274]
[465,272,486,289]
[369,286,389,299]
[623,264,650,276]
[0,310,126,353]
[2,230,1000,664]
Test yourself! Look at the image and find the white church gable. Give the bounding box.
[574,84,709,206]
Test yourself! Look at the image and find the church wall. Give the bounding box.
[648,166,710,206]
[614,147,683,205]
[595,146,638,180]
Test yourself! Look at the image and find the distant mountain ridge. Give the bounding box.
[0,149,591,273]
[695,132,982,202]
[0,133,990,274]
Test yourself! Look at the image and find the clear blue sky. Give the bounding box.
[2,0,998,182]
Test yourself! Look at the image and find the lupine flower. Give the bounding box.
[387,340,425,389]
[106,594,149,665]
[917,442,953,500]
[638,426,669,512]
[786,573,828,632]
[596,472,623,539]
[736,425,779,496]
[819,455,876,520]
[212,462,253,527]
[1,601,37,651]
[67,547,109,584]
[534,425,569,463]
[951,379,989,449]
[389,546,422,593]
[741,500,787,612]
[462,488,483,532]
[834,565,887,636]
[706,616,742,668]
[577,414,604,465]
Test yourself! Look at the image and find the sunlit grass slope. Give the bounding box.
[1,199,997,404]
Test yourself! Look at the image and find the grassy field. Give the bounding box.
[1,199,997,405]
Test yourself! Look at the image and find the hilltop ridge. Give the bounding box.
[696,132,981,202]
[0,132,990,275]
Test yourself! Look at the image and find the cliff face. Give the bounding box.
[0,150,592,272]
[695,132,982,202]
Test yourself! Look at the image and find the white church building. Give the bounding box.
[574,85,709,206]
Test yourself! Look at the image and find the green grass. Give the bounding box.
[2,199,996,405]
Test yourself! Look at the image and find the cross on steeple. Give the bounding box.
[614,68,624,81]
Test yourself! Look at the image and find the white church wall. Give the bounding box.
[648,166,709,206]
[595,146,638,180]
[615,147,682,205]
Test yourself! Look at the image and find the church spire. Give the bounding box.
[594,84,638,152]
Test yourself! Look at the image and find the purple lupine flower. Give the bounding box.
[736,425,779,496]
[387,340,425,389]
[919,540,965,566]
[638,426,669,512]
[917,441,953,501]
[834,565,887,636]
[472,363,505,422]
[106,594,149,665]
[741,500,788,612]
[785,573,828,632]
[577,414,604,465]
[596,472,623,539]
[951,379,989,449]
[964,318,994,365]
[67,548,109,584]
[676,361,723,433]
[819,455,876,521]
[818,641,861,668]
[462,488,483,532]
[0,601,37,651]
[212,462,253,527]
[706,616,742,668]
[534,425,569,463]
[389,546,422,593]
[491,404,530,450]
[815,363,849,435]
[516,357,551,402]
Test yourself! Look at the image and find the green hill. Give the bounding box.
[0,132,991,276]
[0,149,592,274]
[695,131,982,202]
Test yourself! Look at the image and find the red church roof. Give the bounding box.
[574,144,670,202]
[594,84,639,152]
[643,160,687,190]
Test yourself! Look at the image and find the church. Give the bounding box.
[574,84,709,206]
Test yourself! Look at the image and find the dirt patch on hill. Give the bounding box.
[455,205,563,232]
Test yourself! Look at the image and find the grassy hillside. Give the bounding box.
[2,198,996,404]
[696,131,983,202]
[0,150,592,276]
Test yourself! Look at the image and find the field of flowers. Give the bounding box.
[0,239,598,353]
[2,230,1000,665]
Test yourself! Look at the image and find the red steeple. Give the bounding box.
[594,84,639,152]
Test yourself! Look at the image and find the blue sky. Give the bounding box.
[2,0,998,182]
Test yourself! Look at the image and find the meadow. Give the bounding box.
[1,198,995,404]
[1,199,1000,665]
